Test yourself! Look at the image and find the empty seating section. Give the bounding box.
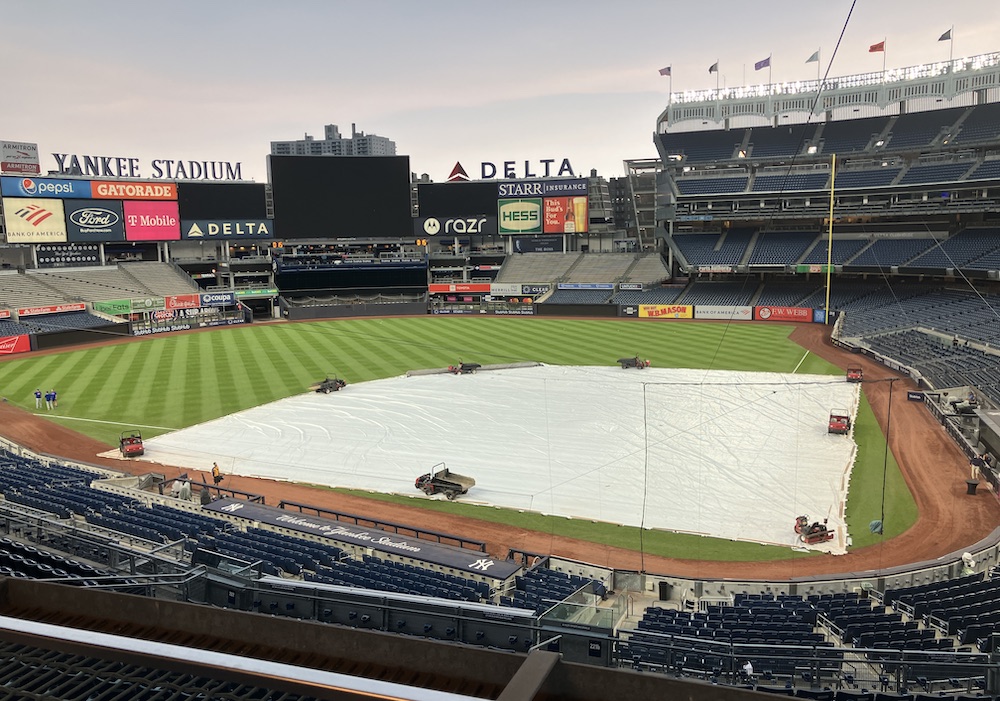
[834,168,901,189]
[120,261,202,296]
[611,287,685,305]
[811,591,947,652]
[797,280,893,309]
[659,131,741,163]
[967,159,1000,181]
[564,254,633,283]
[32,267,151,298]
[865,330,1000,402]
[676,176,748,195]
[886,108,963,151]
[898,163,973,186]
[752,173,829,192]
[198,528,346,577]
[622,253,670,283]
[907,229,1000,268]
[497,253,580,282]
[0,536,114,583]
[847,238,937,267]
[800,238,868,265]
[682,281,756,306]
[748,126,809,159]
[307,553,488,602]
[673,231,752,267]
[818,116,890,154]
[545,288,612,304]
[21,312,114,332]
[0,319,34,335]
[0,271,70,309]
[748,233,817,265]
[953,103,1000,144]
[502,567,597,614]
[755,281,823,307]
[885,573,1000,648]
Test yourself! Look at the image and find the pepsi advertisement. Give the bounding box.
[64,200,125,241]
[1,176,92,199]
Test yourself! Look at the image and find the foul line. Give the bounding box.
[792,350,810,374]
[37,414,177,431]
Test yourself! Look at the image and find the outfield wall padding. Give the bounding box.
[32,324,131,351]
[282,302,427,320]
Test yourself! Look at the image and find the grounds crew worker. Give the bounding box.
[212,462,223,485]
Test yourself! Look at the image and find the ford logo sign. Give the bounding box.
[70,207,119,227]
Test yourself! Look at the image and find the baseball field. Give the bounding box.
[0,317,916,560]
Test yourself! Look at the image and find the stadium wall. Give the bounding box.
[279,301,427,320]
[535,304,617,318]
[32,325,131,351]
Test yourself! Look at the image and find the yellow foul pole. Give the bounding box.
[824,153,837,324]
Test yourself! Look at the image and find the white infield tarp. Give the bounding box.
[141,366,860,553]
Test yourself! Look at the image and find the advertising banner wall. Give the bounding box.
[0,335,31,355]
[17,302,86,317]
[693,306,753,320]
[200,291,236,307]
[498,198,542,234]
[64,199,125,241]
[414,215,496,237]
[93,299,132,315]
[92,181,177,200]
[0,310,10,319]
[428,283,491,294]
[0,141,39,174]
[182,219,273,239]
[165,294,201,310]
[490,283,523,296]
[124,200,180,240]
[512,236,564,253]
[813,309,827,323]
[130,297,165,312]
[521,283,551,295]
[2,197,67,242]
[558,283,614,290]
[754,306,812,322]
[1,176,92,199]
[619,282,643,291]
[638,304,693,319]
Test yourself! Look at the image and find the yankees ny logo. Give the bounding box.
[469,558,495,571]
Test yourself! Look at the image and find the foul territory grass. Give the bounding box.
[0,317,915,559]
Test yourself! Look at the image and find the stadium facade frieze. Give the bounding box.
[51,153,242,181]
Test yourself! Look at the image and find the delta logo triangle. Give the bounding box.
[447,162,470,182]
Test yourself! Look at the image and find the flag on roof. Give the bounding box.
[658,66,671,77]
[869,40,885,53]
[708,61,719,74]
[806,50,820,64]
[938,29,952,41]
[754,56,770,71]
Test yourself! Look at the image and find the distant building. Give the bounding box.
[270,123,396,157]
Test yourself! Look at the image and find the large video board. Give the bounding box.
[177,182,268,220]
[497,178,588,235]
[268,155,412,238]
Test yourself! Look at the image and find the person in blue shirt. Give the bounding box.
[33,389,41,409]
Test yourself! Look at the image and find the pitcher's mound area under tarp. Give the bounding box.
[141,365,859,553]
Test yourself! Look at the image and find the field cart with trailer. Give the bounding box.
[415,463,476,500]
[119,431,144,457]
[618,355,650,369]
[312,377,347,393]
[448,362,481,375]
[795,515,835,544]
[846,366,863,382]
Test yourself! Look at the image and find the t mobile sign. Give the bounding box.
[124,201,180,240]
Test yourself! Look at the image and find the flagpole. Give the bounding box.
[882,38,887,75]
[669,73,673,109]
[768,56,772,88]
[949,26,954,63]
[716,60,720,92]
[817,49,821,83]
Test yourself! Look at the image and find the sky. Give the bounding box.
[3,0,999,183]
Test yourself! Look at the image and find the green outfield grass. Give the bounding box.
[0,317,916,560]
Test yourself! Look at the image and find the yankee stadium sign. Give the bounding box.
[51,153,242,181]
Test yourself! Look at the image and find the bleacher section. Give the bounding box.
[0,271,71,310]
[747,126,805,159]
[545,288,612,305]
[834,167,902,189]
[21,312,116,332]
[906,229,1000,269]
[611,287,685,305]
[953,103,1000,144]
[308,553,489,603]
[886,108,964,151]
[800,238,869,265]
[502,567,598,615]
[752,173,829,192]
[681,281,756,306]
[898,163,974,186]
[676,176,748,195]
[120,261,202,296]
[497,253,580,283]
[672,230,752,268]
[846,238,937,267]
[562,254,634,283]
[818,116,890,155]
[31,267,152,299]
[659,131,741,163]
[967,159,1000,181]
[622,253,670,283]
[747,232,816,265]
[755,281,823,307]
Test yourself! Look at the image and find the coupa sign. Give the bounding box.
[498,199,541,234]
[200,292,236,307]
[414,216,497,237]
